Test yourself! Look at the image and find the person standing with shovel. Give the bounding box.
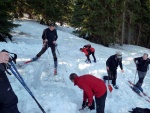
[103,51,124,89]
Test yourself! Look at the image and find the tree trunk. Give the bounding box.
[137,24,141,45]
[128,24,132,44]
[121,1,126,46]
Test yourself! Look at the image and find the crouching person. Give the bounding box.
[69,73,107,113]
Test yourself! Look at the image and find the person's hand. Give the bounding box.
[87,101,95,110]
[121,70,124,73]
[44,39,48,42]
[106,67,109,70]
[0,52,9,63]
[53,41,56,44]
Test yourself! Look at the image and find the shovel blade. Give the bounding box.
[108,84,113,92]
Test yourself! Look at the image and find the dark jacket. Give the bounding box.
[134,57,150,72]
[74,74,107,105]
[106,55,123,71]
[0,68,18,108]
[42,28,58,46]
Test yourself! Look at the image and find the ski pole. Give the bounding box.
[9,61,46,113]
[134,70,137,84]
[107,70,113,92]
[46,43,50,66]
[55,45,67,73]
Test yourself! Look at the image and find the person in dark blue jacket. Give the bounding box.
[32,23,58,75]
[0,52,20,113]
[133,53,150,92]
[103,51,124,89]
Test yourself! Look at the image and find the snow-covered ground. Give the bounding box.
[0,20,150,113]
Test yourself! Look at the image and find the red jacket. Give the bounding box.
[81,48,88,55]
[90,47,95,52]
[74,74,107,105]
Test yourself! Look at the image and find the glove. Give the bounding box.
[87,100,95,110]
[82,101,87,108]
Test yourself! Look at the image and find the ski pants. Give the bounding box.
[95,91,107,113]
[103,70,117,86]
[0,71,20,113]
[0,104,20,113]
[86,52,96,62]
[136,71,147,87]
[36,43,57,68]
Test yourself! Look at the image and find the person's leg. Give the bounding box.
[86,54,91,63]
[103,70,113,81]
[36,43,48,58]
[136,71,146,88]
[111,70,117,86]
[50,45,57,69]
[92,52,96,62]
[0,71,20,113]
[95,92,107,113]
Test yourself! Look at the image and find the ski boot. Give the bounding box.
[135,85,143,93]
[132,86,140,94]
[113,85,119,89]
[54,68,57,75]
[31,56,38,61]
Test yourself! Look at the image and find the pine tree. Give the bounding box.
[71,0,124,46]
[0,0,18,42]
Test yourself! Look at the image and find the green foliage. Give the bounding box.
[71,0,124,46]
[0,0,18,33]
[71,0,150,48]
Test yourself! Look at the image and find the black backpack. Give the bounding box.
[129,107,150,113]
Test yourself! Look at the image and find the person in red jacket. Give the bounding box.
[80,44,96,63]
[70,73,107,113]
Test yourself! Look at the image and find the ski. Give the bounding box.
[128,81,150,103]
[17,60,33,67]
[128,81,150,99]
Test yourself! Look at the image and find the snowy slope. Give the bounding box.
[0,20,150,113]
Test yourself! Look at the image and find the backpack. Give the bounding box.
[129,107,150,113]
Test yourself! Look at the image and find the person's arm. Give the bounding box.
[54,29,58,41]
[80,84,93,105]
[0,52,9,64]
[83,91,88,102]
[148,58,150,64]
[106,56,111,70]
[119,58,123,72]
[42,29,48,44]
[42,29,46,40]
[133,57,140,64]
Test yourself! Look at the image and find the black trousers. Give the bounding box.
[103,70,117,86]
[95,92,107,113]
[135,71,147,87]
[36,43,57,68]
[0,71,20,113]
[0,105,20,113]
[87,52,96,62]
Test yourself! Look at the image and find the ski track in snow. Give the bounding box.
[0,20,150,113]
